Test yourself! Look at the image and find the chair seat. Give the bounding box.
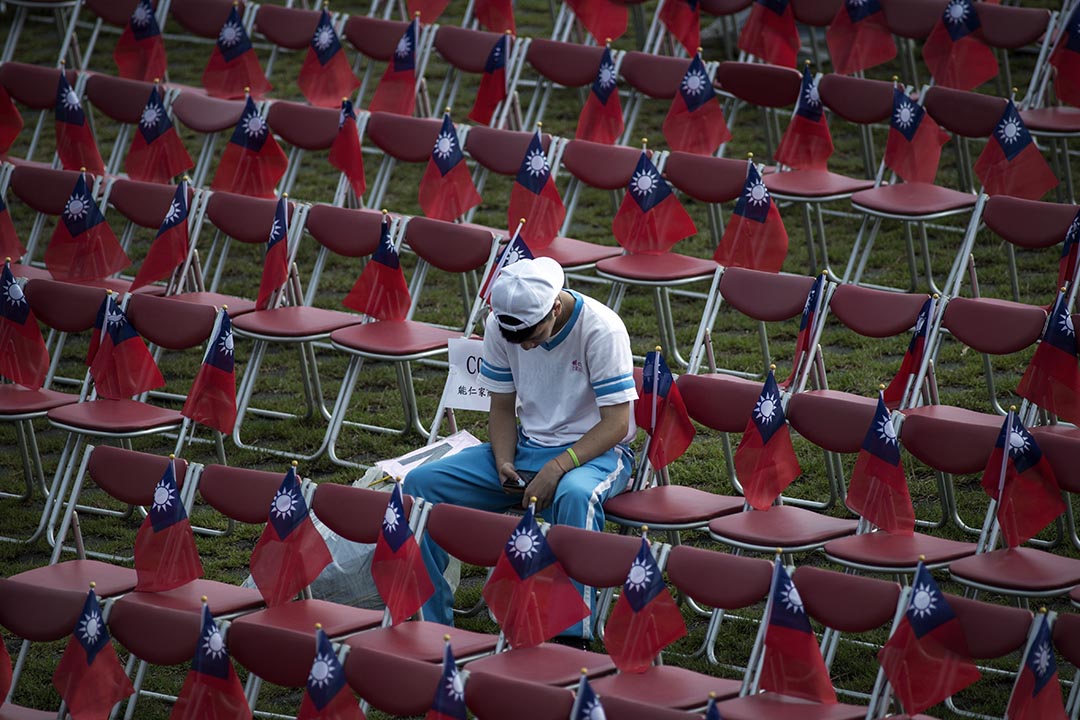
[345,622,499,663]
[851,183,976,217]
[948,547,1080,595]
[330,321,462,358]
[0,704,60,720]
[604,485,743,527]
[232,306,364,339]
[118,580,265,615]
[898,404,1003,475]
[786,390,880,454]
[824,531,976,572]
[82,278,166,296]
[48,399,184,434]
[536,236,622,269]
[9,559,136,598]
[0,385,77,417]
[1020,107,1080,134]
[9,264,51,280]
[171,291,258,316]
[595,253,717,282]
[716,692,868,720]
[708,506,858,552]
[464,643,616,686]
[765,169,875,200]
[590,666,742,709]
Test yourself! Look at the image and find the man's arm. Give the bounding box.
[488,390,521,489]
[523,401,631,511]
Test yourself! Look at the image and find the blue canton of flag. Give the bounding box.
[733,162,771,223]
[101,295,141,347]
[61,175,107,237]
[502,233,534,265]
[996,413,1043,475]
[1043,291,1077,357]
[862,395,901,465]
[573,676,605,720]
[515,130,551,193]
[942,0,980,41]
[137,86,173,144]
[1,264,30,325]
[204,310,235,373]
[192,605,232,679]
[307,628,347,710]
[380,483,413,553]
[56,74,87,127]
[311,9,342,66]
[753,370,787,444]
[430,113,465,176]
[845,0,881,22]
[129,0,162,41]
[216,5,253,63]
[993,101,1034,162]
[338,98,357,129]
[75,588,110,663]
[797,272,824,336]
[891,89,926,143]
[393,19,418,72]
[485,34,508,73]
[768,562,812,633]
[641,350,674,400]
[265,197,288,255]
[1066,5,1080,52]
[627,152,673,213]
[622,538,666,612]
[1061,211,1080,267]
[148,461,188,531]
[158,182,189,236]
[504,507,559,580]
[678,54,716,113]
[907,563,957,638]
[592,47,618,105]
[372,216,401,270]
[795,65,824,122]
[268,466,309,539]
[1025,614,1056,695]
[431,641,467,719]
[756,0,790,15]
[229,96,270,151]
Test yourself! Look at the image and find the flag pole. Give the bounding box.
[650,346,661,433]
[987,408,1015,553]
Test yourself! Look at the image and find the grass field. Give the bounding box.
[0,1,1077,718]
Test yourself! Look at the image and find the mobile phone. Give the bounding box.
[502,469,535,491]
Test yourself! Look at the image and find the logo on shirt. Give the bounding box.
[571,359,584,373]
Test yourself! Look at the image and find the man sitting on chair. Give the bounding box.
[403,257,637,644]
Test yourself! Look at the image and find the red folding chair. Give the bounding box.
[0,62,81,169]
[83,73,168,179]
[465,671,576,720]
[168,90,246,189]
[343,646,446,717]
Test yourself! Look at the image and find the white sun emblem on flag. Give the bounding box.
[218,330,234,356]
[915,312,926,333]
[243,111,266,139]
[583,699,606,720]
[308,652,336,687]
[105,308,125,329]
[1069,217,1080,241]
[152,477,176,513]
[1033,641,1052,676]
[780,581,804,613]
[849,0,868,5]
[894,100,916,129]
[433,131,455,159]
[314,24,334,51]
[525,148,548,177]
[508,527,540,559]
[755,391,779,423]
[383,502,400,532]
[877,416,898,445]
[997,115,1022,145]
[745,178,769,207]
[269,217,283,241]
[803,81,821,108]
[132,3,152,26]
[626,556,653,593]
[62,88,81,112]
[681,69,707,96]
[506,246,527,264]
[271,487,299,519]
[79,607,103,644]
[1060,313,1075,337]
[395,34,412,58]
[338,107,348,128]
[219,20,243,47]
[202,624,227,660]
[909,582,938,618]
[945,0,968,24]
[598,61,616,89]
[382,234,396,253]
[446,667,465,702]
[164,200,182,225]
[3,277,25,307]
[65,194,89,221]
[631,168,657,198]
[1007,427,1030,458]
[140,104,161,129]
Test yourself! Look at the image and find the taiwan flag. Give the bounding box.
[884,89,950,184]
[114,0,167,82]
[566,0,627,43]
[182,308,237,434]
[635,349,695,470]
[468,33,509,126]
[825,0,896,76]
[249,465,333,607]
[425,640,466,720]
[714,160,788,273]
[202,4,271,100]
[481,506,591,648]
[369,18,418,117]
[371,483,434,625]
[604,536,687,673]
[52,588,135,720]
[575,47,624,145]
[130,181,190,293]
[845,392,915,535]
[973,100,1058,200]
[571,674,605,720]
[297,628,363,720]
[210,96,289,199]
[0,194,23,262]
[780,271,825,390]
[883,295,934,408]
[133,458,204,592]
[612,151,697,255]
[981,411,1065,548]
[126,85,194,184]
[508,130,564,250]
[298,9,360,109]
[408,0,450,24]
[921,0,998,91]
[343,214,411,321]
[0,85,24,154]
[88,293,166,400]
[1057,210,1079,289]
[878,563,980,715]
[418,112,481,221]
[256,197,290,312]
[54,74,105,176]
[328,99,366,201]
[760,561,836,704]
[659,0,700,57]
[1049,4,1080,108]
[734,368,801,511]
[1017,290,1080,425]
[479,223,532,301]
[0,261,49,389]
[662,53,731,156]
[738,0,800,69]
[1006,613,1068,720]
[46,174,130,282]
[172,604,253,720]
[775,65,833,171]
[475,0,515,34]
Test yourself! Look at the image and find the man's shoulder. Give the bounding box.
[577,292,629,334]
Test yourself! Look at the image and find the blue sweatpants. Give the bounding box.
[401,435,634,640]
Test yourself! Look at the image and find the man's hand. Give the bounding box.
[498,461,526,494]
[523,458,565,511]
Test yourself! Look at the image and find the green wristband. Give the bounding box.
[565,448,581,468]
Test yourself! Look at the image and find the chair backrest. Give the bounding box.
[793,566,902,633]
[364,112,444,163]
[678,372,764,434]
[619,51,692,100]
[107,592,204,665]
[265,101,339,152]
[196,464,294,524]
[465,126,553,177]
[343,648,444,717]
[343,16,411,61]
[424,504,522,568]
[720,267,816,322]
[126,294,216,350]
[714,62,801,109]
[84,0,142,26]
[403,216,496,274]
[827,285,929,339]
[170,0,243,39]
[24,278,106,333]
[974,3,1051,51]
[981,196,1079,251]
[818,74,895,126]
[558,139,648,191]
[87,446,190,506]
[1029,426,1080,495]
[311,482,416,545]
[666,545,772,610]
[880,0,947,41]
[898,404,1003,475]
[545,524,645,588]
[947,593,1032,659]
[1052,612,1080,669]
[790,0,844,27]
[601,695,705,720]
[941,296,1046,356]
[525,38,605,87]
[924,86,1006,139]
[202,191,296,245]
[786,391,880,455]
[465,671,575,720]
[701,0,753,17]
[0,577,91,642]
[253,4,320,50]
[170,91,246,134]
[304,204,385,259]
[10,166,84,215]
[85,74,156,124]
[434,25,504,73]
[663,151,747,204]
[0,62,79,110]
[106,178,194,230]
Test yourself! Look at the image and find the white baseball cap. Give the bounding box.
[491,257,565,332]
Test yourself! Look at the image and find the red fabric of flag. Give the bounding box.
[126,86,193,185]
[297,628,364,720]
[1050,5,1080,107]
[612,151,697,255]
[845,393,915,535]
[88,294,165,400]
[54,75,105,176]
[298,9,360,109]
[182,308,237,434]
[921,0,998,91]
[130,182,190,293]
[329,99,366,201]
[418,113,482,221]
[0,261,49,389]
[973,100,1058,200]
[566,0,627,42]
[714,161,788,272]
[202,5,271,100]
[576,47,624,145]
[738,0,800,68]
[475,0,515,34]
[775,66,833,171]
[883,296,933,408]
[0,196,24,263]
[343,216,411,321]
[211,97,288,199]
[0,86,24,154]
[469,34,509,125]
[114,0,167,82]
[659,0,700,56]
[256,198,290,311]
[507,130,565,250]
[369,19,418,116]
[634,350,695,470]
[371,483,434,625]
[46,175,129,282]
[734,369,801,510]
[134,460,204,592]
[826,0,896,76]
[884,89,950,184]
[1017,290,1080,424]
[171,605,252,720]
[1006,614,1067,720]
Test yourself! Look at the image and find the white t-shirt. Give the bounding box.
[479,291,638,447]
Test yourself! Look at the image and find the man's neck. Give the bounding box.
[552,290,574,335]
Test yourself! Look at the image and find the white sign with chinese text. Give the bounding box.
[439,337,491,412]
